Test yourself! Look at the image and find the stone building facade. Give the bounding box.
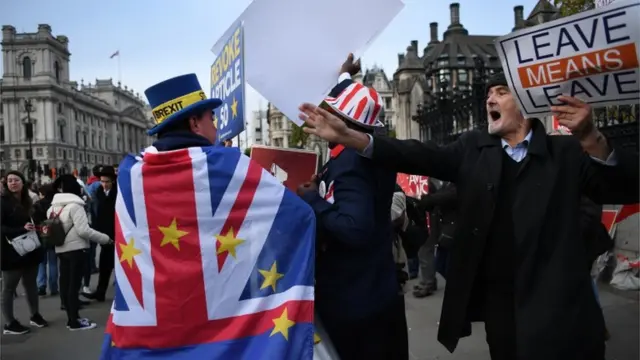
[0,24,153,180]
[392,1,561,141]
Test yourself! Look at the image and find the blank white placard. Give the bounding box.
[211,0,405,125]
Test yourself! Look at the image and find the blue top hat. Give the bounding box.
[145,74,222,136]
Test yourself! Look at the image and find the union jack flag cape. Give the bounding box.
[100,146,315,359]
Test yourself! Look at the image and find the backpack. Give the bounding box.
[40,206,73,247]
[399,196,429,258]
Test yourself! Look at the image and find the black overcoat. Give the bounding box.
[370,120,639,360]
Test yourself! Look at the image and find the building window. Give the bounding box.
[23,57,32,80]
[83,133,88,147]
[458,69,468,83]
[0,125,4,142]
[385,98,392,109]
[98,134,102,149]
[74,110,78,121]
[75,130,80,145]
[14,149,21,159]
[91,134,95,147]
[0,101,3,114]
[437,59,448,67]
[438,69,451,84]
[57,103,63,114]
[59,123,65,142]
[54,61,61,83]
[457,57,466,66]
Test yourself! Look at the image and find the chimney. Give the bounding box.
[450,3,460,26]
[411,40,418,50]
[398,53,405,66]
[429,22,439,43]
[514,6,524,27]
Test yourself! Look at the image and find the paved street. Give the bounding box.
[1,274,638,360]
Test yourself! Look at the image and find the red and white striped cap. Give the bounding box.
[324,83,384,128]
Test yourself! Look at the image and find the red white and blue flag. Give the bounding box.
[100,146,316,359]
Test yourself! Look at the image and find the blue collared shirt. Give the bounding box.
[502,130,533,163]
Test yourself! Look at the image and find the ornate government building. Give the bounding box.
[0,24,153,179]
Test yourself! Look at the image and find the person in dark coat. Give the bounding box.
[297,54,407,360]
[298,66,639,360]
[414,180,457,298]
[82,166,117,302]
[1,171,48,334]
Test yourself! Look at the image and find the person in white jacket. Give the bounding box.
[48,175,111,331]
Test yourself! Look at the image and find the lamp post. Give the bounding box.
[24,99,35,181]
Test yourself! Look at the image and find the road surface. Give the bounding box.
[2,275,638,360]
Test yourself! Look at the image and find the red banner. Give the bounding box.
[396,173,429,198]
[250,146,318,192]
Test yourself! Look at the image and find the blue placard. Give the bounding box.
[210,23,245,144]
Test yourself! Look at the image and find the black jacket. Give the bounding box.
[420,180,457,246]
[92,185,117,239]
[368,119,639,360]
[1,194,43,270]
[580,196,613,267]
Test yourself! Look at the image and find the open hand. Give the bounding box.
[298,103,350,144]
[24,223,35,231]
[551,96,594,139]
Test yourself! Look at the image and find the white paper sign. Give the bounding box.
[211,0,405,125]
[496,0,640,118]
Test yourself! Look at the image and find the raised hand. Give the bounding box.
[298,103,350,144]
[340,53,361,76]
[551,95,594,139]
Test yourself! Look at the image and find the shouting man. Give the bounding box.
[298,69,639,360]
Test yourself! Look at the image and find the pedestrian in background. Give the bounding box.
[49,174,111,331]
[33,184,58,296]
[83,166,117,303]
[1,170,48,335]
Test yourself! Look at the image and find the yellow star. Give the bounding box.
[215,227,244,258]
[158,218,189,250]
[230,97,238,118]
[270,308,295,341]
[258,262,284,292]
[119,238,141,268]
[314,333,321,344]
[111,340,116,347]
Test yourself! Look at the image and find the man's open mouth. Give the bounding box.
[489,111,501,121]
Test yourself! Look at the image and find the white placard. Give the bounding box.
[211,0,405,125]
[496,0,640,118]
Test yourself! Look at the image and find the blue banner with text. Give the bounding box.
[211,23,245,144]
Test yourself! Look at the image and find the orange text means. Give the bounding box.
[517,43,638,89]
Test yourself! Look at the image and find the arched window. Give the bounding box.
[54,61,61,83]
[23,57,32,80]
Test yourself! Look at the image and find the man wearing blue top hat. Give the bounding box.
[145,74,222,149]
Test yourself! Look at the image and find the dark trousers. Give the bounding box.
[95,244,114,297]
[83,242,98,287]
[325,295,409,360]
[59,250,86,324]
[483,291,517,360]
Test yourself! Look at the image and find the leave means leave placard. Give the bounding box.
[496,0,640,117]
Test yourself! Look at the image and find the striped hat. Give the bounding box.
[324,83,384,128]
